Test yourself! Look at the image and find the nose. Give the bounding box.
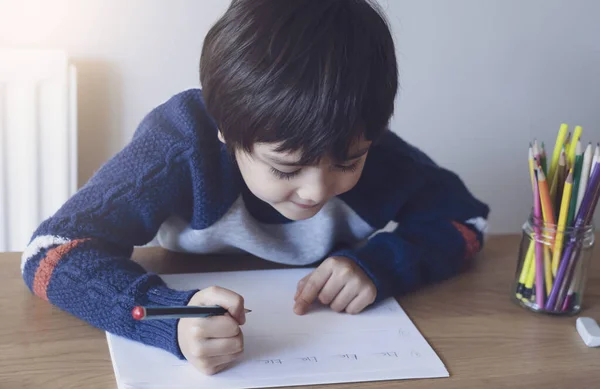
[296,171,330,205]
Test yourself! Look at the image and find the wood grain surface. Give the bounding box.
[1,234,599,389]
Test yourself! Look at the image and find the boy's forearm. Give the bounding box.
[331,219,484,303]
[21,236,198,358]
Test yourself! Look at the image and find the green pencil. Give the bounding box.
[567,142,583,226]
[541,142,547,175]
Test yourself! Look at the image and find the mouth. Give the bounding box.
[291,201,319,210]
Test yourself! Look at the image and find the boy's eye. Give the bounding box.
[270,167,301,180]
[335,161,359,173]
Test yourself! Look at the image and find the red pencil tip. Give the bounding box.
[132,306,145,320]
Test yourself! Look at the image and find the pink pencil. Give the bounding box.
[532,170,545,308]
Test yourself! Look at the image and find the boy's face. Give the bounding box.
[231,137,371,221]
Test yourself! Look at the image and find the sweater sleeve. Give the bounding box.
[332,145,490,304]
[20,109,199,359]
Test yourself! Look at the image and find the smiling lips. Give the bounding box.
[291,201,319,209]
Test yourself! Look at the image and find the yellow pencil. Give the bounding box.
[568,126,582,167]
[517,146,537,291]
[552,169,573,276]
[544,246,552,297]
[515,146,537,297]
[517,241,535,299]
[528,146,536,188]
[523,254,536,302]
[549,123,568,184]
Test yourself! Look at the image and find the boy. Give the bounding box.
[21,0,489,376]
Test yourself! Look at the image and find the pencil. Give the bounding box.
[548,123,568,184]
[532,170,545,307]
[543,246,553,297]
[540,142,547,175]
[553,151,567,214]
[517,241,535,299]
[536,167,555,243]
[564,132,572,157]
[516,146,537,296]
[132,306,252,320]
[591,143,600,179]
[552,169,573,276]
[562,260,582,312]
[523,256,536,301]
[567,142,584,227]
[528,145,536,191]
[567,126,582,167]
[576,143,594,216]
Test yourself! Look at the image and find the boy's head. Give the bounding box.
[200,0,398,220]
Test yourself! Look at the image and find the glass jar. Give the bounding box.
[512,214,595,315]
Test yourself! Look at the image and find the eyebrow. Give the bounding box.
[265,147,370,167]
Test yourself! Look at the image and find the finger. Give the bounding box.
[294,266,333,315]
[191,333,244,358]
[317,276,345,305]
[294,273,311,300]
[195,286,246,324]
[344,288,376,314]
[192,315,240,339]
[189,352,242,375]
[329,283,359,313]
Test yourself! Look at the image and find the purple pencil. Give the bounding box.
[532,171,545,308]
[546,161,600,310]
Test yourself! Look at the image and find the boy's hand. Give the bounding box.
[177,286,246,375]
[293,256,376,315]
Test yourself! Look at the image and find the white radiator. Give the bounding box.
[0,50,77,252]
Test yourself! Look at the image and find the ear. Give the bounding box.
[217,130,226,144]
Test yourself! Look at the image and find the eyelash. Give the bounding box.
[270,167,300,180]
[269,162,359,180]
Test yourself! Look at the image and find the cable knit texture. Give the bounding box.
[21,89,490,359]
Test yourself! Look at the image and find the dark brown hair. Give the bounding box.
[200,0,398,164]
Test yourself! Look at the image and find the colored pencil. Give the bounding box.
[567,126,582,167]
[562,260,582,312]
[544,246,553,297]
[528,145,536,191]
[576,143,594,215]
[567,142,584,226]
[548,123,568,183]
[551,169,573,276]
[591,144,600,179]
[554,151,567,214]
[536,167,555,241]
[532,170,545,308]
[540,142,547,175]
[523,254,536,301]
[517,242,535,299]
[516,146,537,293]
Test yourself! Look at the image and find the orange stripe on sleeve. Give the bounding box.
[32,239,91,301]
[451,221,480,259]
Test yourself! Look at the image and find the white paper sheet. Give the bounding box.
[106,268,448,389]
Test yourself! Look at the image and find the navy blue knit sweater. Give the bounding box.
[21,89,489,359]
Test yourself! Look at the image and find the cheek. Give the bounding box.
[246,170,296,202]
[333,169,363,195]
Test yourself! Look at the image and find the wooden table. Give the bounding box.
[1,235,599,389]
